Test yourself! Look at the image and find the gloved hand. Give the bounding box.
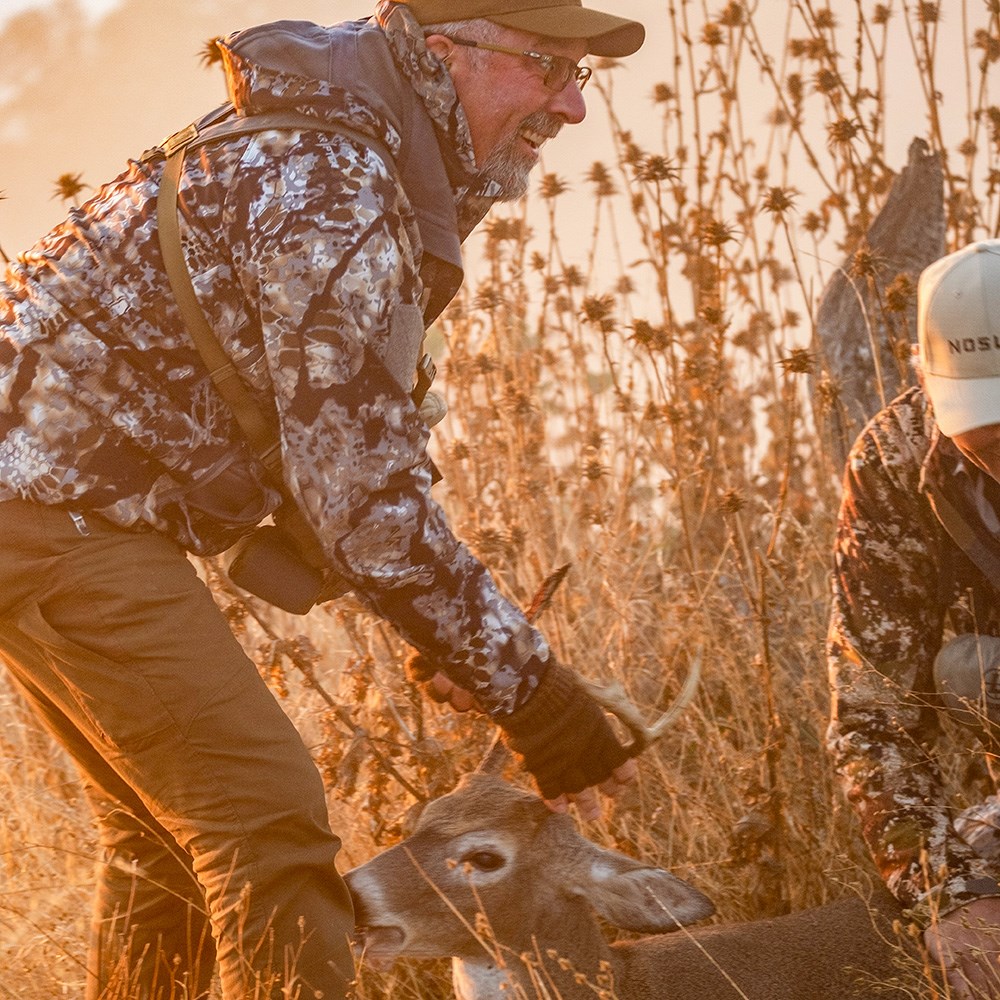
[497,662,635,800]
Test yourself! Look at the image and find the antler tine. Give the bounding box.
[476,731,513,775]
[472,570,700,773]
[582,652,702,755]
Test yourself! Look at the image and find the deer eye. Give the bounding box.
[462,850,506,872]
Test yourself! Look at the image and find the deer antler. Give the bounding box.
[476,567,700,771]
[476,734,512,775]
[582,651,701,756]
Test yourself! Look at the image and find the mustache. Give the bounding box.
[519,111,563,140]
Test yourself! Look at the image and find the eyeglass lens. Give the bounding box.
[542,56,590,91]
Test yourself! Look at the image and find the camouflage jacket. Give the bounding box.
[0,3,550,716]
[828,385,1000,920]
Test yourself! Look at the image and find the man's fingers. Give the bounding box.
[570,787,602,821]
[426,672,453,703]
[617,758,639,782]
[944,958,996,1000]
[543,790,600,821]
[428,672,479,712]
[448,685,476,712]
[598,758,639,797]
[542,760,639,820]
[612,758,639,786]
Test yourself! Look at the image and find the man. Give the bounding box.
[828,240,1000,998]
[0,2,644,998]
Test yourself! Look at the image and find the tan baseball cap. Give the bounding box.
[918,240,1000,437]
[405,0,645,56]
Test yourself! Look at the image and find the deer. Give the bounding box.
[345,668,920,1000]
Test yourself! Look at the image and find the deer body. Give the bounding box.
[607,895,908,1000]
[346,774,914,999]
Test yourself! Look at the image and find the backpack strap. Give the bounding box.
[925,479,1000,583]
[153,106,395,484]
[154,108,404,581]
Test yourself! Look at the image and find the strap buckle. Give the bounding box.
[162,123,199,159]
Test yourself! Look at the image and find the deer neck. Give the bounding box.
[452,900,617,1000]
[452,958,514,1000]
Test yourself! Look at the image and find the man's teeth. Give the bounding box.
[521,129,549,148]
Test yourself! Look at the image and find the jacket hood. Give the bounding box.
[217,13,497,245]
[215,13,499,321]
[218,19,405,161]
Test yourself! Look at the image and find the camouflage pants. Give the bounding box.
[0,499,354,1000]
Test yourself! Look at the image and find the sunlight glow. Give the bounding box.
[0,0,123,30]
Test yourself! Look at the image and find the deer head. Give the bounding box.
[345,773,714,971]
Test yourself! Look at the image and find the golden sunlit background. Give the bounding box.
[0,0,662,255]
[2,0,961,256]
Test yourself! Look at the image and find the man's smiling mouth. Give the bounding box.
[520,126,548,150]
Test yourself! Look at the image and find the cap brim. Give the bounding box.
[924,371,1000,437]
[490,5,645,56]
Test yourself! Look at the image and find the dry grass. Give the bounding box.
[4,1,1000,997]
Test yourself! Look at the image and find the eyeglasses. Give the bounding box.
[446,37,592,92]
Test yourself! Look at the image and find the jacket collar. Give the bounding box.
[377,0,501,239]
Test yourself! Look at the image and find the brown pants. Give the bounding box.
[0,499,354,999]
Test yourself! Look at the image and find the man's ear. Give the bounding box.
[424,33,455,66]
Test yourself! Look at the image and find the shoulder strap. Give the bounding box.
[156,106,395,170]
[154,109,440,581]
[157,144,284,478]
[925,479,1000,583]
[154,107,396,483]
[922,427,1000,584]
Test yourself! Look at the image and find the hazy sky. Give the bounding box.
[0,1,988,267]
[0,0,121,24]
[0,0,668,257]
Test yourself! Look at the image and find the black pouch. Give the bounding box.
[225,525,325,615]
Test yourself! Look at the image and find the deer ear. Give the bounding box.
[572,844,715,933]
[401,799,429,837]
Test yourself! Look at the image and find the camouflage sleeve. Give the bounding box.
[827,395,995,920]
[223,132,549,716]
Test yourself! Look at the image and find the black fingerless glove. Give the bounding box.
[497,662,634,800]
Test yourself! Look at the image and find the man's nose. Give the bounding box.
[549,79,587,124]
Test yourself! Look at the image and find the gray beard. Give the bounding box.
[481,112,562,202]
[481,136,533,201]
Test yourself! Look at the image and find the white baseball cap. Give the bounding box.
[918,240,1000,437]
